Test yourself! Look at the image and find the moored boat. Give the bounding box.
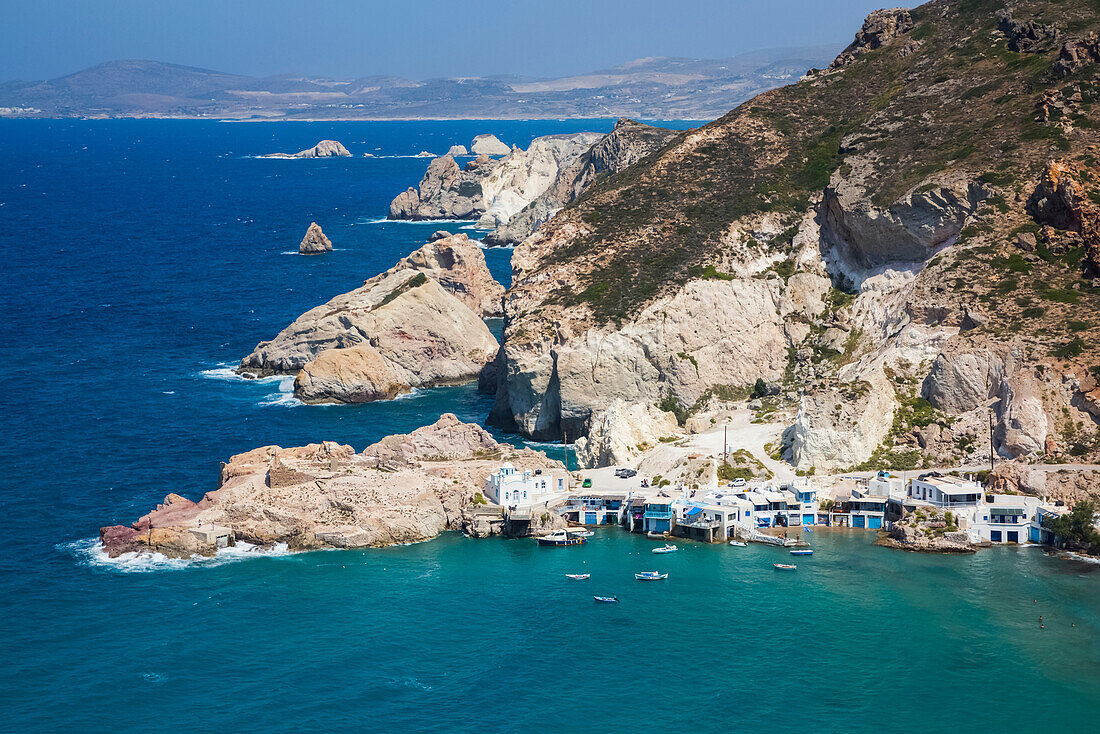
[594,596,619,603]
[635,571,669,580]
[728,540,747,547]
[565,573,590,580]
[652,544,678,554]
[790,549,813,556]
[537,531,586,547]
[774,563,797,570]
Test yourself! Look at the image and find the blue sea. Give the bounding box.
[1,119,1099,732]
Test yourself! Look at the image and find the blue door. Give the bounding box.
[853,515,865,528]
[802,514,814,526]
[869,516,882,529]
[991,530,1002,542]
[585,513,598,525]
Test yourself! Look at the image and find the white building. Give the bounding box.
[484,463,567,508]
[909,474,983,508]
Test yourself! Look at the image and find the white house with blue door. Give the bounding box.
[909,474,983,508]
[484,463,567,508]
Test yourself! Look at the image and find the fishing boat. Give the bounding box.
[594,596,619,603]
[773,563,797,570]
[635,571,669,580]
[790,549,813,556]
[565,573,590,580]
[652,544,678,554]
[537,531,586,547]
[728,540,747,547]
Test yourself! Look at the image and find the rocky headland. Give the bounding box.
[298,222,332,254]
[388,132,602,227]
[98,414,566,559]
[239,234,503,403]
[263,139,352,159]
[484,119,680,246]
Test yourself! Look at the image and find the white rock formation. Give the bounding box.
[446,144,469,156]
[264,139,352,158]
[470,134,511,156]
[389,133,601,225]
[573,400,680,468]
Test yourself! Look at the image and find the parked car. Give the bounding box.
[582,478,592,488]
[619,469,637,479]
[730,477,747,488]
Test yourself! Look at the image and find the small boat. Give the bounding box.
[652,544,678,554]
[537,531,586,547]
[773,563,797,570]
[571,529,595,538]
[728,540,747,547]
[565,573,590,580]
[790,549,813,556]
[594,596,619,603]
[635,571,669,580]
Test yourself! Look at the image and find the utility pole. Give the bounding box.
[723,424,728,466]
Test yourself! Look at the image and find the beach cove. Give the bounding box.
[2,118,1099,732]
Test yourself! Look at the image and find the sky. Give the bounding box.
[2,0,889,81]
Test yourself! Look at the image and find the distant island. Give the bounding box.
[0,48,836,121]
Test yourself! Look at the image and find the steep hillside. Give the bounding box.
[493,0,1100,472]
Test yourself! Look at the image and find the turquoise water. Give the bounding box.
[1,119,1099,731]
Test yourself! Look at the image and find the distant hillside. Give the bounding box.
[0,48,837,121]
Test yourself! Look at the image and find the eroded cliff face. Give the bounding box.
[98,414,566,558]
[388,133,601,225]
[486,0,1100,471]
[485,119,679,246]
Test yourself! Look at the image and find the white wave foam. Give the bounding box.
[366,152,439,159]
[393,388,424,401]
[358,216,479,225]
[1065,551,1100,565]
[62,538,291,573]
[259,376,300,407]
[200,365,285,384]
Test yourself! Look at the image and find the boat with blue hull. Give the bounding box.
[537,531,586,547]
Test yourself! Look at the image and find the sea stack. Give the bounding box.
[298,222,332,254]
[295,140,352,158]
[446,144,469,156]
[470,134,510,156]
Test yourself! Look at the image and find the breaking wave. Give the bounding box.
[61,537,291,573]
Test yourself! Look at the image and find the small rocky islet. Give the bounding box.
[102,0,1100,562]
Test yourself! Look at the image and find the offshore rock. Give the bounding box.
[98,415,567,558]
[446,144,469,156]
[470,134,511,156]
[298,222,332,254]
[264,139,352,158]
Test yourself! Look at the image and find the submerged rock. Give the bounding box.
[298,222,332,254]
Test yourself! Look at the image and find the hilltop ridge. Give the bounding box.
[488,0,1100,475]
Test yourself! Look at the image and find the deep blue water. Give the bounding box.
[1,120,1099,732]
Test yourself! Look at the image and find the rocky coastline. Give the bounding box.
[99,414,567,559]
[238,233,503,404]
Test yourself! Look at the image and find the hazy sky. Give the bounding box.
[3,0,887,81]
